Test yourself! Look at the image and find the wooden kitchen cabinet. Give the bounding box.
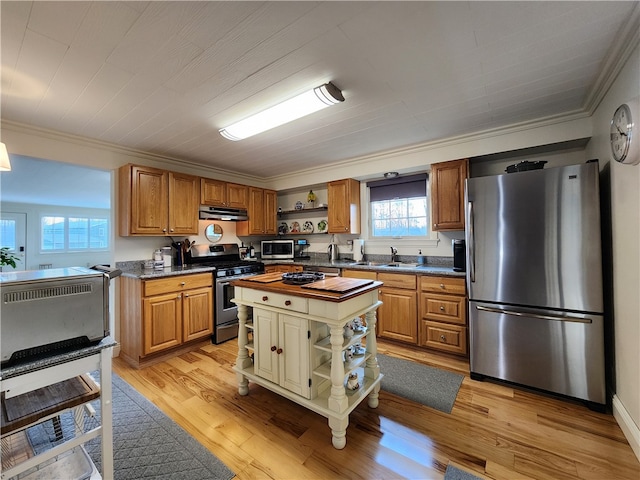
[430,158,469,231]
[377,272,418,344]
[237,187,277,235]
[328,178,360,234]
[419,276,468,355]
[201,178,248,209]
[120,273,213,368]
[119,164,200,236]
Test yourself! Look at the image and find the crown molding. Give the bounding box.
[583,2,640,114]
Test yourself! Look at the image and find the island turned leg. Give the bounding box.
[328,325,349,448]
[364,308,381,408]
[236,303,251,396]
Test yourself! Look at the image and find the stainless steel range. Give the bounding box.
[186,244,264,344]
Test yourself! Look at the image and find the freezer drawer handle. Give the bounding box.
[475,305,592,324]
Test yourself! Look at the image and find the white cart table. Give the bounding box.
[1,337,116,479]
[232,277,383,449]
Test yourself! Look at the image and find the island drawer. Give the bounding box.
[243,289,308,314]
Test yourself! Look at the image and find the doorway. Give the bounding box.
[0,212,26,271]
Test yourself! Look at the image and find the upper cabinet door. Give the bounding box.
[226,183,249,209]
[430,159,469,231]
[200,178,226,206]
[121,165,169,235]
[263,189,277,235]
[169,172,200,235]
[328,179,360,234]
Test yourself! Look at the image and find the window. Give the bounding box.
[41,216,109,251]
[368,174,428,238]
[0,219,16,250]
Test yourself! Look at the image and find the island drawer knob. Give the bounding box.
[440,334,446,342]
[285,300,292,306]
[271,345,277,351]
[276,348,283,354]
[262,296,268,301]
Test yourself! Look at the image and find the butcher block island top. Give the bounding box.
[231,275,383,449]
[232,273,382,301]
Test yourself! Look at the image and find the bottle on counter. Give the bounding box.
[417,249,425,265]
[249,243,255,259]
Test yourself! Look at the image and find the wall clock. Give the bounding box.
[610,102,639,165]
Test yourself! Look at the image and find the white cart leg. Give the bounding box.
[236,304,250,396]
[327,326,348,413]
[364,308,381,408]
[329,415,349,450]
[100,347,114,480]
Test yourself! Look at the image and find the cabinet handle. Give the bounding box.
[276,348,283,355]
[440,334,446,342]
[271,345,277,351]
[285,300,292,306]
[262,296,268,301]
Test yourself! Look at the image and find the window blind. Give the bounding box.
[368,173,427,202]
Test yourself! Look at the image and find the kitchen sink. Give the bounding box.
[385,262,419,267]
[348,261,420,268]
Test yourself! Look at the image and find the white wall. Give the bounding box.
[1,201,111,270]
[585,43,640,460]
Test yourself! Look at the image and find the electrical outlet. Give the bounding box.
[347,240,353,251]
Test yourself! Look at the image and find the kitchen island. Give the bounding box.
[232,275,383,449]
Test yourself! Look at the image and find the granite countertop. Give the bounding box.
[290,258,465,277]
[1,336,118,381]
[117,257,465,279]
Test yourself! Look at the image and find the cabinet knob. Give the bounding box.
[184,294,189,298]
[285,300,292,306]
[262,296,268,301]
[440,305,445,311]
[276,348,283,355]
[440,334,446,342]
[181,282,186,286]
[271,345,277,351]
[163,228,167,232]
[440,283,445,289]
[177,294,181,299]
[170,228,174,232]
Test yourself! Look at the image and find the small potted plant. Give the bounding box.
[0,247,20,270]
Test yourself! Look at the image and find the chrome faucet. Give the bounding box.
[390,247,398,263]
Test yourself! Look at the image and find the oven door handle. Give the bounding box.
[217,281,231,287]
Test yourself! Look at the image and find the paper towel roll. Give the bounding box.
[353,239,365,262]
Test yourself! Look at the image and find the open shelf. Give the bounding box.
[313,353,370,380]
[313,330,369,353]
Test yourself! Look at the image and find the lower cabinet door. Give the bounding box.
[182,287,213,342]
[143,293,182,355]
[378,287,418,344]
[279,314,310,398]
[254,308,279,383]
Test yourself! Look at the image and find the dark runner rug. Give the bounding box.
[377,354,464,413]
[444,464,483,480]
[26,373,235,480]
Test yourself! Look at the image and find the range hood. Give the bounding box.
[199,205,248,221]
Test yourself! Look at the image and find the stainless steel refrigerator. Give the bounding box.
[465,161,605,409]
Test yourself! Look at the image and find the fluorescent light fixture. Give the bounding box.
[220,82,344,141]
[0,143,11,171]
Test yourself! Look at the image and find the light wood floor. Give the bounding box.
[113,339,640,480]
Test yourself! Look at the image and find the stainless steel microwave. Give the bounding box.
[261,240,294,260]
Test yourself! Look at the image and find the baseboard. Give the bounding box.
[613,394,640,462]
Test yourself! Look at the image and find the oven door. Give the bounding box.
[215,273,256,344]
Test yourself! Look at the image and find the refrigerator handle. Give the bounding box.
[475,305,593,324]
[467,201,475,282]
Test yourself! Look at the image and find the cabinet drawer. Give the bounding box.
[341,269,377,280]
[377,272,416,289]
[420,293,466,325]
[421,320,467,355]
[244,289,308,314]
[144,273,213,297]
[420,275,465,295]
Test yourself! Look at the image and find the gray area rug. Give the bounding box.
[27,373,235,480]
[377,354,464,413]
[444,464,483,480]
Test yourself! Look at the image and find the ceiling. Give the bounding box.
[1,1,639,178]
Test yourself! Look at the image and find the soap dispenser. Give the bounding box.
[417,249,425,265]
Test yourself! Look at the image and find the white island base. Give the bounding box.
[232,280,383,449]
